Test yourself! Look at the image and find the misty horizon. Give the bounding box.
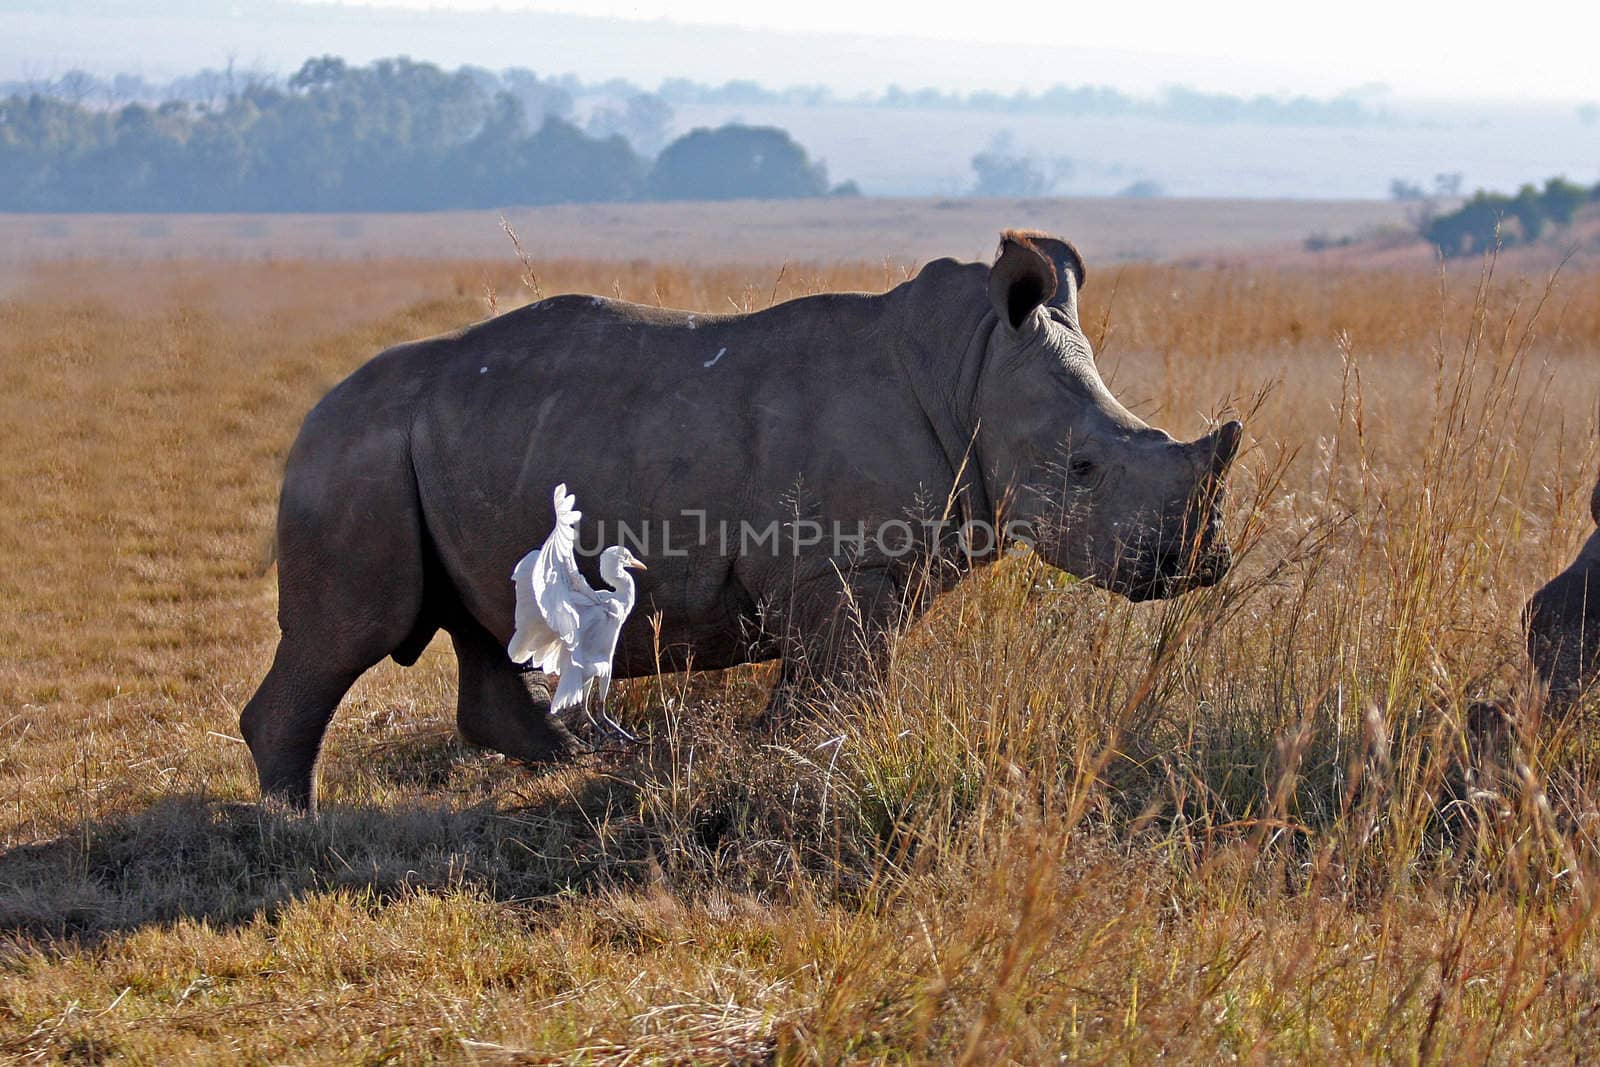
[4,0,1597,107]
[4,1,1597,201]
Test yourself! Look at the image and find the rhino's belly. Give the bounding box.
[610,576,772,677]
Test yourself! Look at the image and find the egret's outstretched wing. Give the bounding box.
[508,483,604,670]
[535,482,605,636]
[507,546,562,669]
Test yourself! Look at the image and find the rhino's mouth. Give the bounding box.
[1114,544,1232,602]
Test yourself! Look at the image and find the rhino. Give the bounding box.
[1468,467,1600,745]
[1522,469,1600,712]
[242,231,1243,811]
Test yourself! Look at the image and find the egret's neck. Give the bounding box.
[598,552,637,607]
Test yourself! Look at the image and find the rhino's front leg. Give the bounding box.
[760,565,911,729]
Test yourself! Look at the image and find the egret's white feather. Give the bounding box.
[550,659,589,712]
[508,483,645,726]
[532,484,596,647]
[508,548,562,669]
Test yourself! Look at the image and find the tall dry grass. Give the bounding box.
[2,253,1600,1062]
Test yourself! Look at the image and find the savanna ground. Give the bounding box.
[3,245,1600,1063]
[0,196,1415,269]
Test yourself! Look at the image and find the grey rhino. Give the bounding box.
[1522,470,1600,712]
[242,231,1243,811]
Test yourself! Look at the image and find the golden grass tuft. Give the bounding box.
[3,253,1600,1061]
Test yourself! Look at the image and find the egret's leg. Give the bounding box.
[586,675,639,747]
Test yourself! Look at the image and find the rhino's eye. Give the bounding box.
[1068,457,1097,480]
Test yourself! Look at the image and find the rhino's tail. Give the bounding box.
[255,528,278,577]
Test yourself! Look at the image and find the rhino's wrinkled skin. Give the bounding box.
[242,231,1243,810]
[1523,473,1600,712]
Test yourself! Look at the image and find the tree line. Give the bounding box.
[658,77,1386,127]
[0,56,851,212]
[1421,177,1599,258]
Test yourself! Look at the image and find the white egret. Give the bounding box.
[507,483,647,742]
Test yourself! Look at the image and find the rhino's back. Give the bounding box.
[401,289,956,648]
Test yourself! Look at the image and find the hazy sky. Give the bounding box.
[330,0,1600,101]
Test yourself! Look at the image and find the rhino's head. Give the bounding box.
[1523,471,1600,712]
[972,231,1242,601]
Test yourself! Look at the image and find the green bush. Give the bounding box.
[1421,174,1599,257]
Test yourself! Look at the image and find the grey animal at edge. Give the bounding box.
[1467,466,1600,745]
[1521,468,1600,713]
[240,230,1245,811]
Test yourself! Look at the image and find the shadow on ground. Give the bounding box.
[0,788,616,944]
[0,716,841,946]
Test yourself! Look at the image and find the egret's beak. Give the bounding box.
[626,559,648,571]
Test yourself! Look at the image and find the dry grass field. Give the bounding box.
[3,247,1600,1063]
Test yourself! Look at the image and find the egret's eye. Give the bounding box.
[1069,457,1096,479]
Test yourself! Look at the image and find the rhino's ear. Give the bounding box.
[1025,235,1087,294]
[988,232,1057,332]
[1026,234,1087,321]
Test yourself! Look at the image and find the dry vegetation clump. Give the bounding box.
[3,254,1600,1062]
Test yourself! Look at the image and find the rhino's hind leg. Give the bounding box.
[242,407,430,812]
[451,615,578,763]
[241,638,372,813]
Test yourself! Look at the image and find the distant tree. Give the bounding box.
[1422,192,1504,257]
[970,132,1062,197]
[1303,232,1353,252]
[971,153,1048,197]
[1540,176,1590,224]
[1118,179,1165,198]
[500,68,574,123]
[1389,178,1427,201]
[651,74,1377,125]
[1423,175,1598,256]
[54,69,97,106]
[524,117,647,204]
[0,56,856,211]
[648,124,828,200]
[1507,183,1547,242]
[452,91,532,204]
[709,80,776,106]
[287,55,347,93]
[655,77,703,105]
[1434,172,1464,198]
[779,84,832,106]
[586,93,675,156]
